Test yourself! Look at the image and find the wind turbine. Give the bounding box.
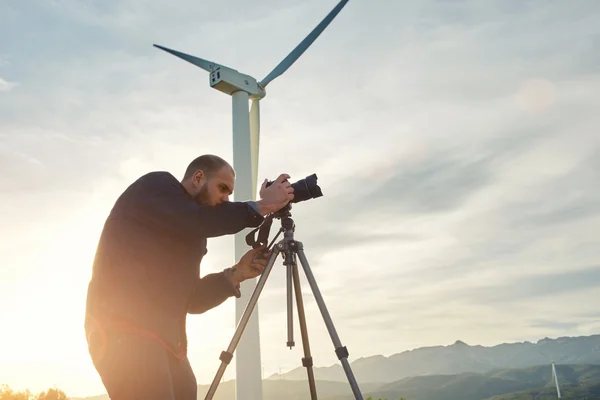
[154,1,350,398]
[551,362,562,398]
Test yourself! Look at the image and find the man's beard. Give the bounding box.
[194,185,211,205]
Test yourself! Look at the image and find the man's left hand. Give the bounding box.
[230,245,272,286]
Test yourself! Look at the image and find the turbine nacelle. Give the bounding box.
[209,66,266,99]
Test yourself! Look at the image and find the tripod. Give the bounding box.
[204,208,364,400]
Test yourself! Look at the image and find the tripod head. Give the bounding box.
[246,203,295,251]
[272,202,292,220]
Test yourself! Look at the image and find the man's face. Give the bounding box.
[192,165,235,206]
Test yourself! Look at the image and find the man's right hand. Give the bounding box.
[255,173,294,215]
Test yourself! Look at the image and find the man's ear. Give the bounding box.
[193,170,205,185]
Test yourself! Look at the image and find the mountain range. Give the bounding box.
[267,334,600,384]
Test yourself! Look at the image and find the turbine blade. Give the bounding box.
[259,0,349,88]
[153,44,218,72]
[250,99,260,199]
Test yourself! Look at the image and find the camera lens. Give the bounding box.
[290,173,322,203]
[266,173,323,204]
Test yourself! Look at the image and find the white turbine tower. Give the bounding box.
[551,362,562,398]
[154,1,350,398]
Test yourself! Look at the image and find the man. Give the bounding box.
[85,154,294,400]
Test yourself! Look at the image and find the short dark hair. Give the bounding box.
[183,154,233,180]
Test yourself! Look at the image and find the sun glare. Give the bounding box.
[0,198,110,395]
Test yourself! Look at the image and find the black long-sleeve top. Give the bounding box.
[84,171,264,357]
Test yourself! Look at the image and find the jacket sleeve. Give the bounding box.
[129,171,264,239]
[187,271,241,314]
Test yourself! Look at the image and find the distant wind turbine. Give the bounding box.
[154,1,350,398]
[552,362,562,398]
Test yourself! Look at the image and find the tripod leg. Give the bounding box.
[295,243,364,400]
[204,246,282,400]
[287,261,295,348]
[291,259,318,400]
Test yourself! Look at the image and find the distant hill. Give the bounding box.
[327,364,600,400]
[484,363,600,400]
[269,334,600,383]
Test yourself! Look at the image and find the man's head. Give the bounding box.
[181,154,235,206]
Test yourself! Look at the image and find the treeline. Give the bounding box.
[0,385,67,400]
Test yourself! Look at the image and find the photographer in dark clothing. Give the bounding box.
[84,154,294,400]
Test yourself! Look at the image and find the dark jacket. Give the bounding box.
[84,171,264,357]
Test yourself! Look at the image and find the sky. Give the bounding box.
[1,0,599,397]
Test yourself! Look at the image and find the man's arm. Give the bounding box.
[128,171,265,239]
[187,269,240,314]
[249,199,281,216]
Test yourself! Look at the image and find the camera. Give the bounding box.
[267,173,323,204]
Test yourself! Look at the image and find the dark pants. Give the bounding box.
[88,329,197,400]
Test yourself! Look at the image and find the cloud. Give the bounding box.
[468,266,600,304]
[0,77,17,92]
[505,148,600,229]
